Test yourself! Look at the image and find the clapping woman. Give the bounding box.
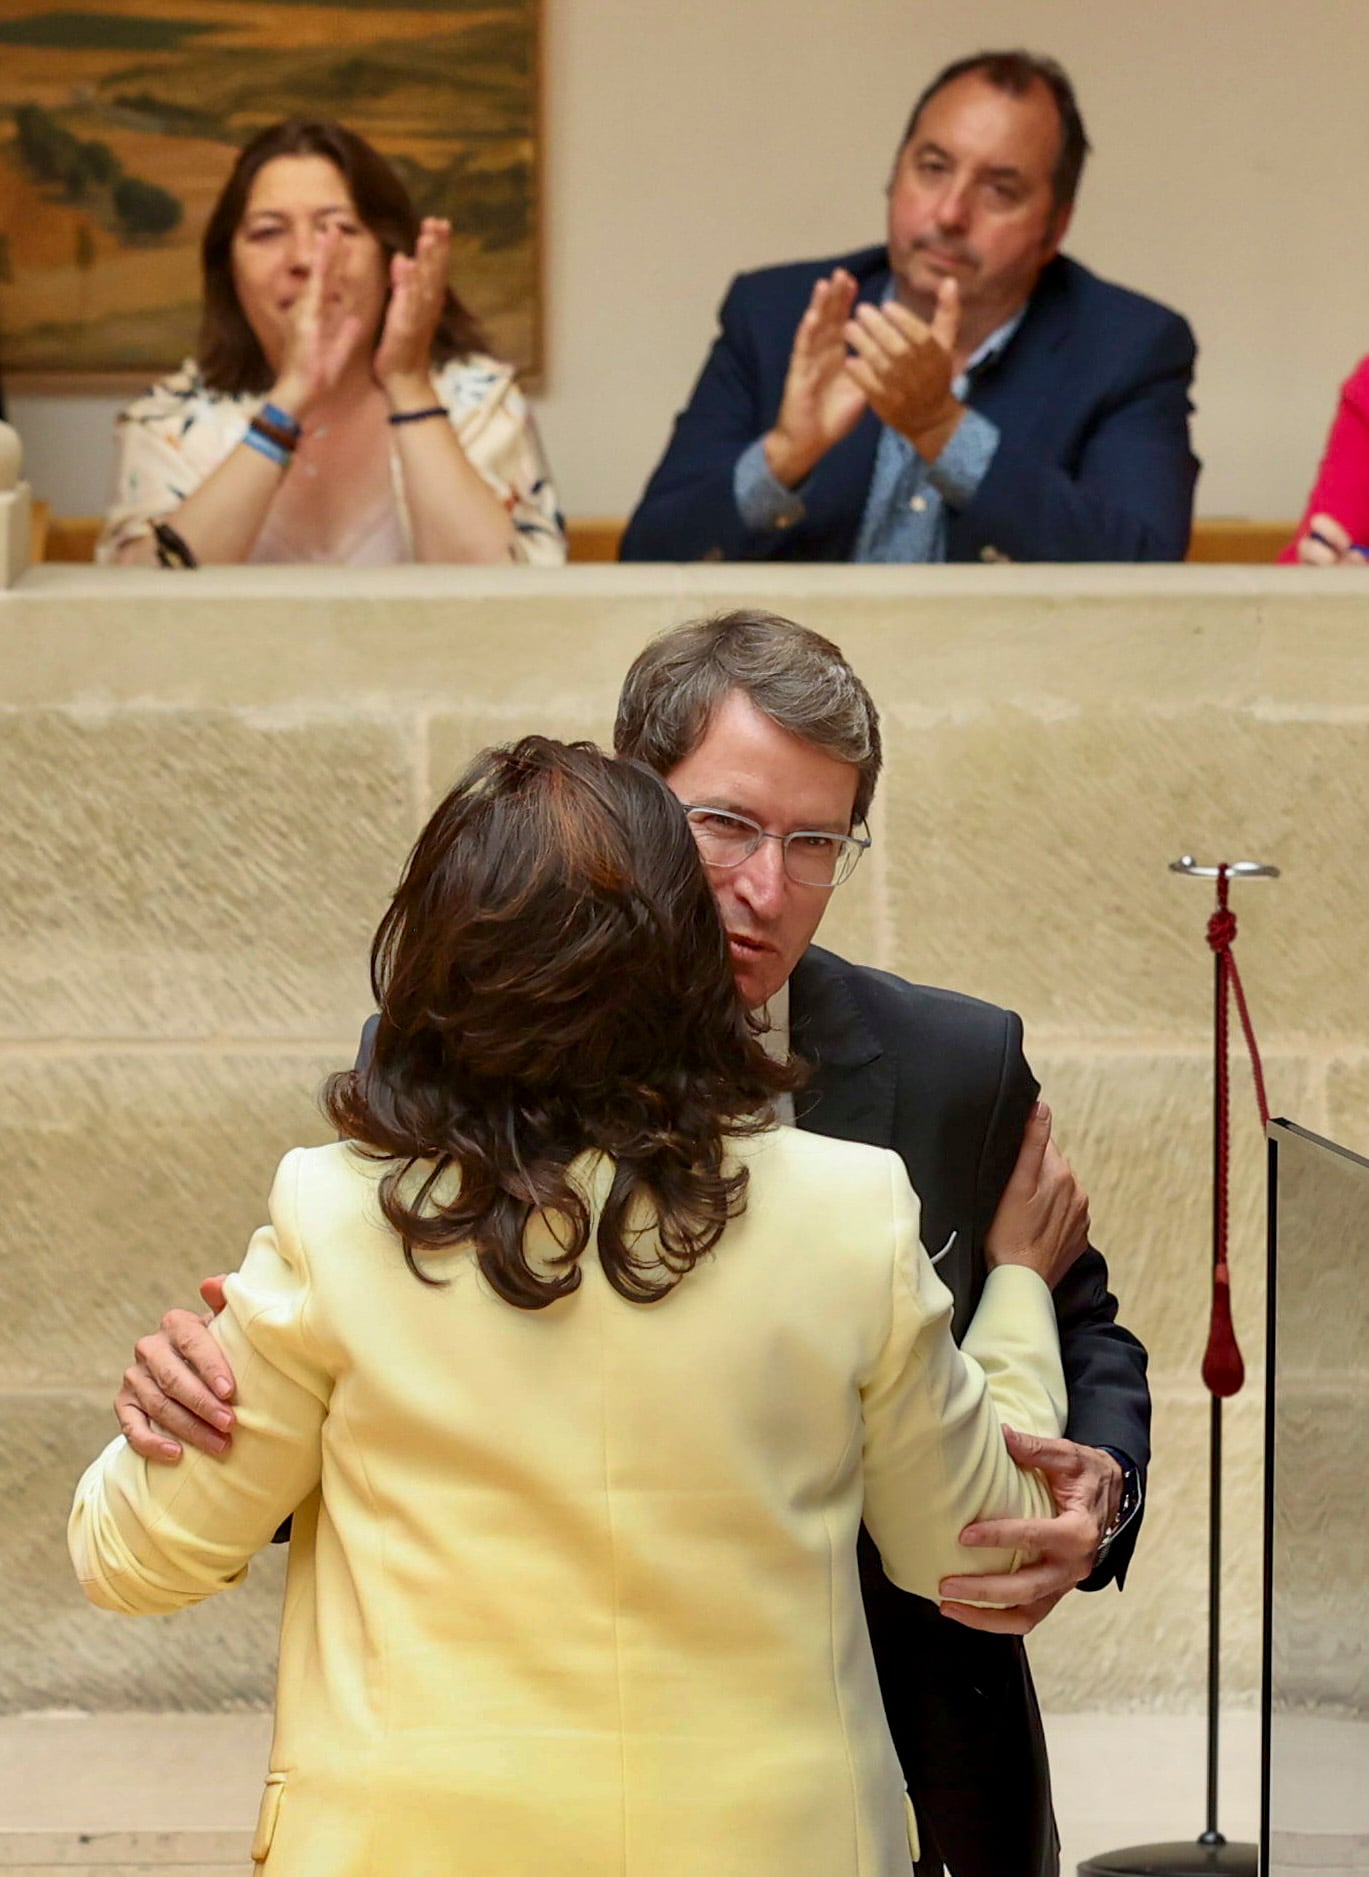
[98,120,564,567]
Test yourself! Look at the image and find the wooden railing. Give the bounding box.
[27,510,1293,566]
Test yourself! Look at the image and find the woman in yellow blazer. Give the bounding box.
[71,738,1075,1877]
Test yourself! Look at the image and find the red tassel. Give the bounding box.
[1201,1261,1245,1397]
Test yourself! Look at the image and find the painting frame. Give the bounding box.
[0,0,544,394]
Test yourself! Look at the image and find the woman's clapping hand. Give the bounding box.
[270,226,368,420]
[375,217,452,398]
[267,217,452,421]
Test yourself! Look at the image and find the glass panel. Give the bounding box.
[1264,1121,1369,1875]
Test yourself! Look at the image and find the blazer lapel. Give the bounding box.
[789,947,977,1329]
[945,256,1072,566]
[789,947,897,1151]
[962,254,1071,443]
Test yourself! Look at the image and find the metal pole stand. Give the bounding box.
[1078,858,1277,1877]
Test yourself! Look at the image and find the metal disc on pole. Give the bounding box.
[1077,1843,1256,1875]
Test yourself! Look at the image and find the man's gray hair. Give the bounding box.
[614,610,882,825]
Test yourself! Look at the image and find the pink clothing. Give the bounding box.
[1280,355,1369,562]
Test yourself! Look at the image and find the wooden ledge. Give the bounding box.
[26,514,1292,566]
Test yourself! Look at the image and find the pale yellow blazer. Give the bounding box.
[70,1127,1065,1877]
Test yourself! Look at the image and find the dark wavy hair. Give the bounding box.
[324,738,801,1309]
[198,117,487,394]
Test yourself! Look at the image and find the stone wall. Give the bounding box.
[3,562,1365,1714]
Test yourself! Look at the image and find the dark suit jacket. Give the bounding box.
[619,246,1199,564]
[790,944,1150,1877]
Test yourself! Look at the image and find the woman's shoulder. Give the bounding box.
[287,1136,387,1193]
[722,1131,917,1316]
[115,364,255,456]
[270,1139,393,1243]
[118,360,246,432]
[1342,355,1369,410]
[738,1126,906,1209]
[431,351,520,414]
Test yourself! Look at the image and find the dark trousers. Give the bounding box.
[859,1528,1060,1877]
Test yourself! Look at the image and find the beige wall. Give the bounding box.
[10,0,1369,521]
[3,561,1367,1716]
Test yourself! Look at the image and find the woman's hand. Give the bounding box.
[374,217,451,402]
[983,1103,1090,1289]
[270,226,367,422]
[373,217,524,562]
[1296,512,1369,566]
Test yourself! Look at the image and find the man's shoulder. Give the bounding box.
[794,945,1019,1054]
[792,948,1036,1187]
[725,243,889,311]
[1040,254,1195,349]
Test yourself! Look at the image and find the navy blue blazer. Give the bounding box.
[790,946,1149,1567]
[791,944,1150,1877]
[620,245,1199,564]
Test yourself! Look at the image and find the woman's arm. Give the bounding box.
[97,382,286,569]
[386,368,523,564]
[376,222,565,565]
[449,376,565,565]
[389,374,566,565]
[103,231,368,568]
[110,433,294,568]
[860,1154,1066,1605]
[68,1150,329,1614]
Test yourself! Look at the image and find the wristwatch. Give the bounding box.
[1093,1449,1143,1567]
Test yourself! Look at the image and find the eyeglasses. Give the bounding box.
[681,805,871,889]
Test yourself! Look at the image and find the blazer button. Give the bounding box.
[775,512,795,530]
[909,493,928,513]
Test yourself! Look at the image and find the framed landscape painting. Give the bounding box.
[0,0,541,386]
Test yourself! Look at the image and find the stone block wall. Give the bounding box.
[3,562,1365,1715]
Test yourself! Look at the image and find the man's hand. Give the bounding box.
[762,268,868,488]
[113,1276,236,1463]
[843,277,965,462]
[937,1427,1124,1634]
[983,1101,1090,1288]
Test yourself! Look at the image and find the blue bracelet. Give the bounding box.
[260,401,302,438]
[243,424,291,470]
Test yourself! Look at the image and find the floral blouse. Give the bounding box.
[97,355,566,566]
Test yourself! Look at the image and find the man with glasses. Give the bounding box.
[618,611,1146,1877]
[113,610,1146,1877]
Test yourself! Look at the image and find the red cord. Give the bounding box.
[1200,870,1269,1397]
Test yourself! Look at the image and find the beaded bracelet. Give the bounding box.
[259,401,302,439]
[243,423,292,470]
[151,519,198,569]
[252,411,300,452]
[387,405,448,426]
